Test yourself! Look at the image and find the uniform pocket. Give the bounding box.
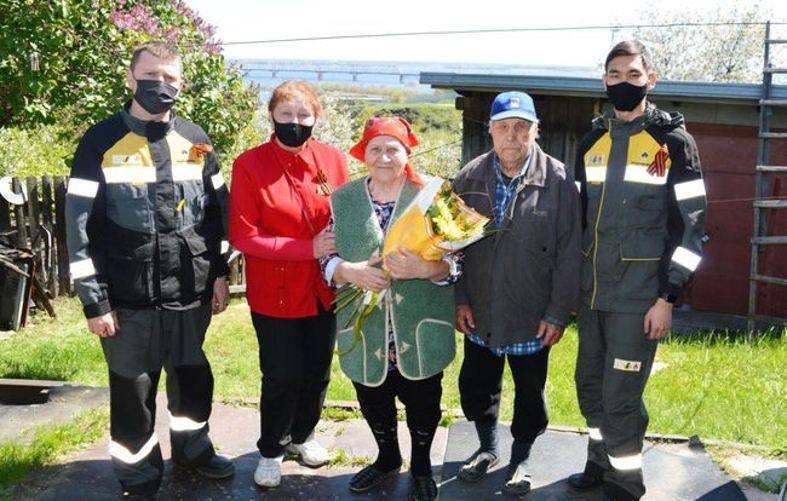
[179,227,211,295]
[618,235,663,301]
[105,184,154,232]
[105,239,155,303]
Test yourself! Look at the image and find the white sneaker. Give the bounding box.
[254,454,283,488]
[285,436,329,467]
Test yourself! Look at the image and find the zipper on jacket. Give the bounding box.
[590,181,606,310]
[590,126,612,310]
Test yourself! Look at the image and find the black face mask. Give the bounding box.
[274,120,313,148]
[605,81,648,112]
[134,79,179,115]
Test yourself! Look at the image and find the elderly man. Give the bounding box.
[453,91,581,496]
[66,41,233,500]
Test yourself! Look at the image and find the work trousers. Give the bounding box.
[101,304,215,495]
[575,308,659,501]
[459,337,550,446]
[251,303,335,458]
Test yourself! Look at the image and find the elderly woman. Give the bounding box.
[228,80,348,488]
[322,117,458,501]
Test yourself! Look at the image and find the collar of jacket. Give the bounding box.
[592,102,683,132]
[269,134,318,174]
[465,144,550,189]
[121,100,176,138]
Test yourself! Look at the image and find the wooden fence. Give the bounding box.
[0,176,70,302]
[0,175,245,309]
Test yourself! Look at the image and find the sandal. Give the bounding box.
[458,450,500,483]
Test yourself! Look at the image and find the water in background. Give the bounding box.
[234,58,598,91]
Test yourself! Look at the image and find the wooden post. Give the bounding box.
[54,176,71,296]
[26,177,40,250]
[12,178,28,249]
[0,197,10,236]
[41,176,57,296]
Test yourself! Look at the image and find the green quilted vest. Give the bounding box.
[331,177,456,386]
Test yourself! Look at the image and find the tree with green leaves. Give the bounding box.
[631,2,772,83]
[0,0,258,157]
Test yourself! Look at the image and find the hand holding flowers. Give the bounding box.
[333,176,490,355]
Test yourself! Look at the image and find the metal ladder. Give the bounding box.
[748,21,787,332]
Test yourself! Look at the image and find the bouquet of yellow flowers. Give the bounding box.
[335,176,489,353]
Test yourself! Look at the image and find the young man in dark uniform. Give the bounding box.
[569,40,707,501]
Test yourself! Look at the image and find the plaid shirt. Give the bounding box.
[469,151,544,356]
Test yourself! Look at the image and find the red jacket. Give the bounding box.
[229,136,348,317]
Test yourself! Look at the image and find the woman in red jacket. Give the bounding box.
[228,80,348,489]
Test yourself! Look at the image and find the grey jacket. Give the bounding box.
[575,105,706,313]
[453,145,581,348]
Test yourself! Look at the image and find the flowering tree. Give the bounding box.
[0,0,258,157]
[631,3,773,83]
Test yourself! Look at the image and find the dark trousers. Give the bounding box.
[353,370,443,434]
[575,308,659,501]
[353,370,443,475]
[251,303,335,458]
[459,336,550,446]
[101,304,215,495]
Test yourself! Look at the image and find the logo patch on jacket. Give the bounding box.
[112,154,143,165]
[613,358,642,372]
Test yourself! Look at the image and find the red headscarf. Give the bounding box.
[349,116,423,187]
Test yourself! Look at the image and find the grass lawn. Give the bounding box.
[2,296,785,456]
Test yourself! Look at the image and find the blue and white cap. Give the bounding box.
[490,91,539,122]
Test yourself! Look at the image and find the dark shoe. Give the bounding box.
[120,493,157,501]
[412,475,438,501]
[175,454,235,479]
[568,471,603,490]
[458,449,499,483]
[503,460,531,496]
[348,465,400,492]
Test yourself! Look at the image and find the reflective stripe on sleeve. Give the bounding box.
[67,178,99,199]
[623,165,667,185]
[585,167,607,183]
[221,240,230,254]
[108,434,158,464]
[169,412,207,432]
[103,166,156,184]
[608,453,642,471]
[588,427,603,441]
[172,163,204,182]
[671,246,701,272]
[575,181,582,192]
[674,179,706,201]
[211,172,225,190]
[70,258,97,279]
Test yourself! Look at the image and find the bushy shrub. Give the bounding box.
[0,125,74,178]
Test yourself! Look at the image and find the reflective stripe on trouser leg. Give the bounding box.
[167,364,214,465]
[586,428,610,472]
[576,308,609,473]
[600,311,658,501]
[106,369,164,494]
[163,305,216,466]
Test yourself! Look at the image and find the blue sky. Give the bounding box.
[184,0,787,67]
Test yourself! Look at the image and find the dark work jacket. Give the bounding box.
[575,105,707,313]
[66,103,230,318]
[453,144,581,348]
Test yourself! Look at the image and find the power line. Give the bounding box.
[193,21,787,49]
